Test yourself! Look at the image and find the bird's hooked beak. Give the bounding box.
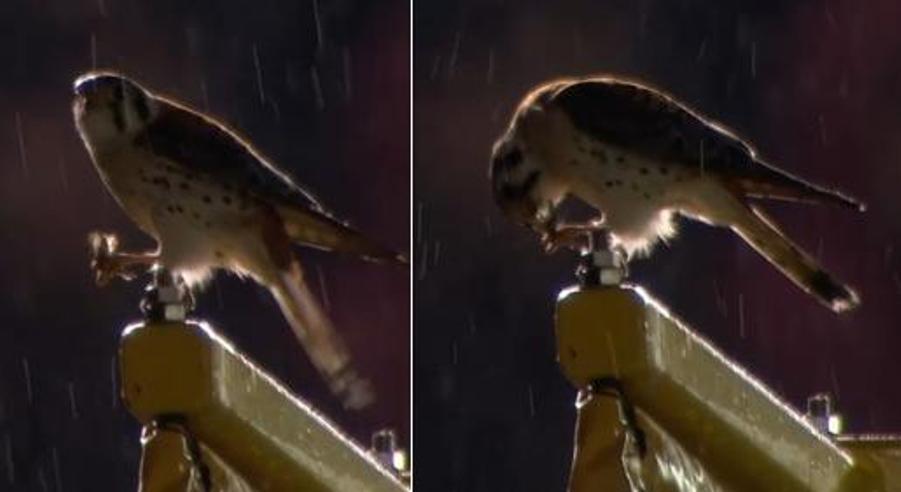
[72,73,103,115]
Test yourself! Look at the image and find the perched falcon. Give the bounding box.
[73,71,405,408]
[490,76,864,312]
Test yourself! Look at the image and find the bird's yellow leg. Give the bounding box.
[88,232,160,286]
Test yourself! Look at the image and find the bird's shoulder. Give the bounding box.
[134,98,330,215]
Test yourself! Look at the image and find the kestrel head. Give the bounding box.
[489,131,563,232]
[73,71,158,147]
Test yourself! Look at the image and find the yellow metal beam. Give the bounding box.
[120,319,407,492]
[556,283,901,491]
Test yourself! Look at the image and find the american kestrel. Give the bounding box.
[73,71,405,408]
[490,76,864,312]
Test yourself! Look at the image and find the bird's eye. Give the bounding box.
[500,148,523,170]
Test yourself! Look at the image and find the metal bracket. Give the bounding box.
[139,266,194,322]
[588,377,647,492]
[576,231,627,287]
[151,415,212,492]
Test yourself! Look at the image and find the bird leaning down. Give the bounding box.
[73,71,406,409]
[490,75,864,313]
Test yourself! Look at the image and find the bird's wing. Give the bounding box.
[550,78,863,210]
[136,98,332,216]
[136,99,407,263]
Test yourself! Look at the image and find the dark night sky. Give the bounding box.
[0,1,408,490]
[415,0,901,491]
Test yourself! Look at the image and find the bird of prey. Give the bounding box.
[73,71,405,408]
[490,76,864,312]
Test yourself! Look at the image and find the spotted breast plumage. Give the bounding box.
[73,71,405,408]
[490,76,864,312]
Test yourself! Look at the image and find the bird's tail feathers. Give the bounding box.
[279,205,408,265]
[268,260,375,409]
[731,204,860,313]
[733,160,866,212]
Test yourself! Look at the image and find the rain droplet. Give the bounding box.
[90,32,98,69]
[199,75,210,112]
[527,385,536,417]
[252,44,266,104]
[696,37,708,63]
[51,447,61,492]
[37,465,48,492]
[432,240,441,267]
[342,47,353,102]
[750,41,757,78]
[67,382,79,420]
[310,66,325,110]
[21,358,32,406]
[446,31,462,79]
[3,433,13,485]
[311,0,323,50]
[56,154,69,192]
[415,202,424,244]
[14,112,29,179]
[418,241,429,281]
[110,356,118,409]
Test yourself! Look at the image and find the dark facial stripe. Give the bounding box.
[503,148,523,169]
[112,102,126,132]
[133,91,151,121]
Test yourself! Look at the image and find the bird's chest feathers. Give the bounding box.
[550,131,686,253]
[93,146,263,269]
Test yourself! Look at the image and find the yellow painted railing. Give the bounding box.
[119,316,407,492]
[556,282,901,492]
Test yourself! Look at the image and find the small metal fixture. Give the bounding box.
[576,230,626,287]
[371,428,409,477]
[139,266,193,322]
[805,393,843,436]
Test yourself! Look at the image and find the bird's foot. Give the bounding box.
[541,219,606,254]
[88,231,159,286]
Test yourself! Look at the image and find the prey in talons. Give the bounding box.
[88,232,159,286]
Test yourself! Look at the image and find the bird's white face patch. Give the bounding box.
[73,72,158,152]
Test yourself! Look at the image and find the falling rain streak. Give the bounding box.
[14,112,29,179]
[342,47,353,102]
[67,382,79,420]
[4,433,12,485]
[110,356,118,408]
[446,31,461,79]
[56,154,69,192]
[527,385,536,417]
[22,357,33,406]
[311,0,323,50]
[51,447,62,492]
[252,44,266,104]
[90,33,97,70]
[310,66,325,110]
